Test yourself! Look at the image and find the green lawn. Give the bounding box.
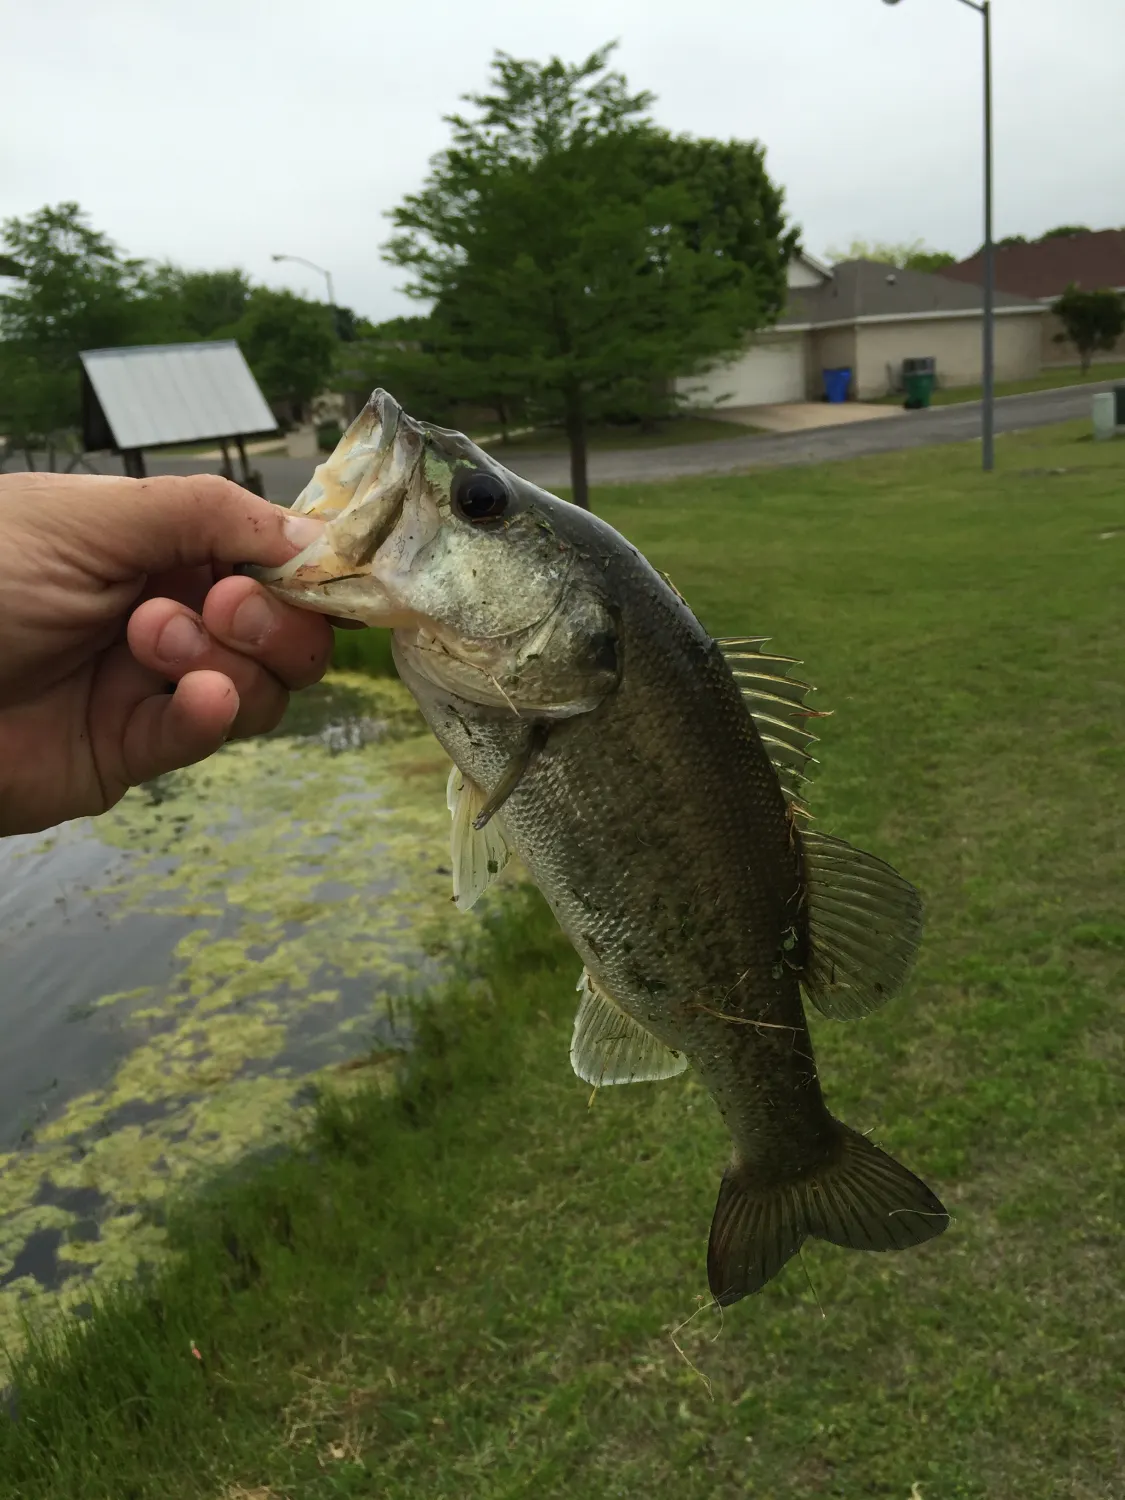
[875,360,1125,407]
[2,421,1124,1498]
[476,413,761,453]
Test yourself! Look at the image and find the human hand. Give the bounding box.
[0,471,330,836]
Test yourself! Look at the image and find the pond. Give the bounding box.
[0,674,464,1369]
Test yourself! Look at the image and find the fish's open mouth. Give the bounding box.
[246,390,427,627]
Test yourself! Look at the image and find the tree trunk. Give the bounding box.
[564,387,590,509]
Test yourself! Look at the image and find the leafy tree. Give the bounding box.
[904,248,956,273]
[332,304,368,342]
[385,45,791,508]
[1051,283,1125,372]
[230,286,336,418]
[0,202,148,435]
[636,134,796,307]
[826,237,956,273]
[0,342,76,464]
[137,264,252,342]
[1040,225,1092,241]
[996,234,1029,249]
[337,315,511,432]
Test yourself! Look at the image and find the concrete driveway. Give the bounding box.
[4,380,1116,504]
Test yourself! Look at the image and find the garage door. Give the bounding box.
[679,336,807,408]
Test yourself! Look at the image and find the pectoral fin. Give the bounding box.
[446,766,512,912]
[799,832,924,1019]
[570,970,688,1086]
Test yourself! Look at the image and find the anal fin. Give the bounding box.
[447,765,512,912]
[570,969,688,1087]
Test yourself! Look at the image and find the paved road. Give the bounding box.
[5,380,1117,504]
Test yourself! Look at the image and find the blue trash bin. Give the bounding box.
[823,367,852,404]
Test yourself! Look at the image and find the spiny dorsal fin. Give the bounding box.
[446,765,512,912]
[570,969,689,1086]
[799,831,924,1019]
[717,637,828,804]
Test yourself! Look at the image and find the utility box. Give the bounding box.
[1092,392,1116,441]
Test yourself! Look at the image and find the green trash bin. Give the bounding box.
[904,371,935,409]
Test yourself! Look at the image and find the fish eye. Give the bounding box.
[452,469,510,524]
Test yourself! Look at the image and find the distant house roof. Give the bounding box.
[941,229,1125,300]
[79,341,276,451]
[778,259,1043,329]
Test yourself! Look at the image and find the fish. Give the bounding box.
[248,389,949,1305]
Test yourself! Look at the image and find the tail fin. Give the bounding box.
[707,1122,949,1306]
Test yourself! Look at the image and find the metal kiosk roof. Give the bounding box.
[80,340,277,485]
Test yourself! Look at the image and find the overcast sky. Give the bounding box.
[3,0,1122,322]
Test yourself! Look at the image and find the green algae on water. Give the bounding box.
[0,673,504,1374]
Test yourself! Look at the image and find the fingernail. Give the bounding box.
[231,592,276,646]
[156,613,206,665]
[282,514,325,553]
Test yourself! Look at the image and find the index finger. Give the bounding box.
[3,471,323,584]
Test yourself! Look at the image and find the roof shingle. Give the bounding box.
[941,229,1125,300]
[779,259,1039,327]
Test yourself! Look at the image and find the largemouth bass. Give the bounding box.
[250,390,948,1304]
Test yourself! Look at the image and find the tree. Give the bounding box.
[230,287,336,419]
[1051,283,1125,372]
[137,264,252,342]
[384,45,791,508]
[0,202,148,435]
[337,314,524,434]
[826,237,956,273]
[1040,225,1092,241]
[0,341,76,465]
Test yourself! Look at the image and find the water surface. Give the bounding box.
[0,675,462,1365]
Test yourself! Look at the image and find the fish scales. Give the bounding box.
[397,526,831,1176]
[251,389,949,1304]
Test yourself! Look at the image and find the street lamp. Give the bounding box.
[270,253,336,313]
[883,0,994,472]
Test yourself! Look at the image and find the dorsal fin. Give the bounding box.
[717,637,829,805]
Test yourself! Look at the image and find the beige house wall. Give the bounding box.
[852,313,1043,397]
[805,327,857,398]
[676,330,807,408]
[1041,309,1125,366]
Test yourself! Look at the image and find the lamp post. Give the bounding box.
[270,253,336,314]
[883,0,994,472]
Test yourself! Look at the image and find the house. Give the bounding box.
[679,254,1046,407]
[941,228,1125,367]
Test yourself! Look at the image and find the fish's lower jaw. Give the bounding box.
[706,1123,949,1306]
[248,541,417,628]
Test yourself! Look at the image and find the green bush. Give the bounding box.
[330,626,397,677]
[316,421,343,453]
